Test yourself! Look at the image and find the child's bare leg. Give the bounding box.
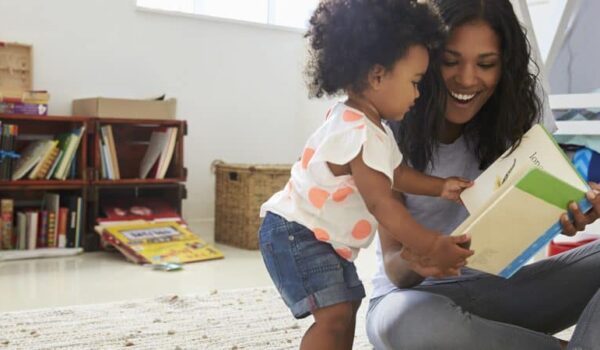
[342,301,362,349]
[300,301,359,350]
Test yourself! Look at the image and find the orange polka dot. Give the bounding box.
[343,110,363,122]
[301,148,315,169]
[308,187,329,209]
[335,247,353,260]
[352,220,372,240]
[354,124,365,130]
[332,187,354,202]
[312,228,330,241]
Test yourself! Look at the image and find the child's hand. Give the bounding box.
[441,177,473,203]
[416,234,474,275]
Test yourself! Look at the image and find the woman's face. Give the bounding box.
[441,19,502,125]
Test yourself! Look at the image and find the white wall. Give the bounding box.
[549,0,600,94]
[0,0,332,229]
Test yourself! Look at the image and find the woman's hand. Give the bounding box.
[560,182,600,236]
[440,177,473,203]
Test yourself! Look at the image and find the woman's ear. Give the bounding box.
[367,64,386,90]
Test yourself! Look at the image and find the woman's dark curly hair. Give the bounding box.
[397,0,543,171]
[305,0,444,98]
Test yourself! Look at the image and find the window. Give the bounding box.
[137,0,319,29]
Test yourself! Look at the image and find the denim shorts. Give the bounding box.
[258,212,365,319]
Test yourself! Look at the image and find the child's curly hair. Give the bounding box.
[305,0,444,98]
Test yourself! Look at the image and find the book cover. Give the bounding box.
[0,101,48,116]
[101,222,223,264]
[28,140,58,179]
[156,128,178,179]
[11,139,49,180]
[139,129,170,179]
[460,124,589,214]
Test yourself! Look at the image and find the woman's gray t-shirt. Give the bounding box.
[371,133,485,299]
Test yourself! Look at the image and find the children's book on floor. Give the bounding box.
[455,124,592,278]
[98,221,224,265]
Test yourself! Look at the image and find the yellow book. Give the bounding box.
[102,221,224,264]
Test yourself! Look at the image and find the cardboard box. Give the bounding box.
[0,41,50,116]
[0,42,32,100]
[72,97,176,120]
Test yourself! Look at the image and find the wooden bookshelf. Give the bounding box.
[0,114,187,252]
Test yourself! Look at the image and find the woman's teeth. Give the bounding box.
[450,91,476,102]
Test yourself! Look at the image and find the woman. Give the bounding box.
[366,0,600,349]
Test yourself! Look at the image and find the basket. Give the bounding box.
[213,161,291,249]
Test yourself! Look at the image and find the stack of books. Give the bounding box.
[11,126,85,180]
[94,199,223,264]
[0,91,49,116]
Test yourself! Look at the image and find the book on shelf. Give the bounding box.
[0,90,50,105]
[0,199,14,249]
[53,126,85,180]
[42,193,60,248]
[99,221,223,265]
[139,127,177,179]
[0,101,48,116]
[100,125,120,180]
[454,124,591,278]
[1,123,19,180]
[11,139,51,180]
[28,140,58,179]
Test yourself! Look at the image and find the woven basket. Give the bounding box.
[213,161,291,249]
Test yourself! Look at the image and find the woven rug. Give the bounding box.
[0,287,371,350]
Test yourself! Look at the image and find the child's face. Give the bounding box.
[370,45,429,121]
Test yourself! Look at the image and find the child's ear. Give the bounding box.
[367,64,386,90]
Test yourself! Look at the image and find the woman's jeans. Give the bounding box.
[366,240,600,349]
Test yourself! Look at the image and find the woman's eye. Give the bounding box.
[478,63,498,69]
[442,60,458,67]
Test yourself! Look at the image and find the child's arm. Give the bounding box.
[393,163,473,202]
[349,152,473,266]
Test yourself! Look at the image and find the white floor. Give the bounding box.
[0,224,378,312]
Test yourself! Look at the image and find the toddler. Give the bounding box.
[259,0,474,348]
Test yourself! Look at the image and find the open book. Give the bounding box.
[454,124,592,278]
